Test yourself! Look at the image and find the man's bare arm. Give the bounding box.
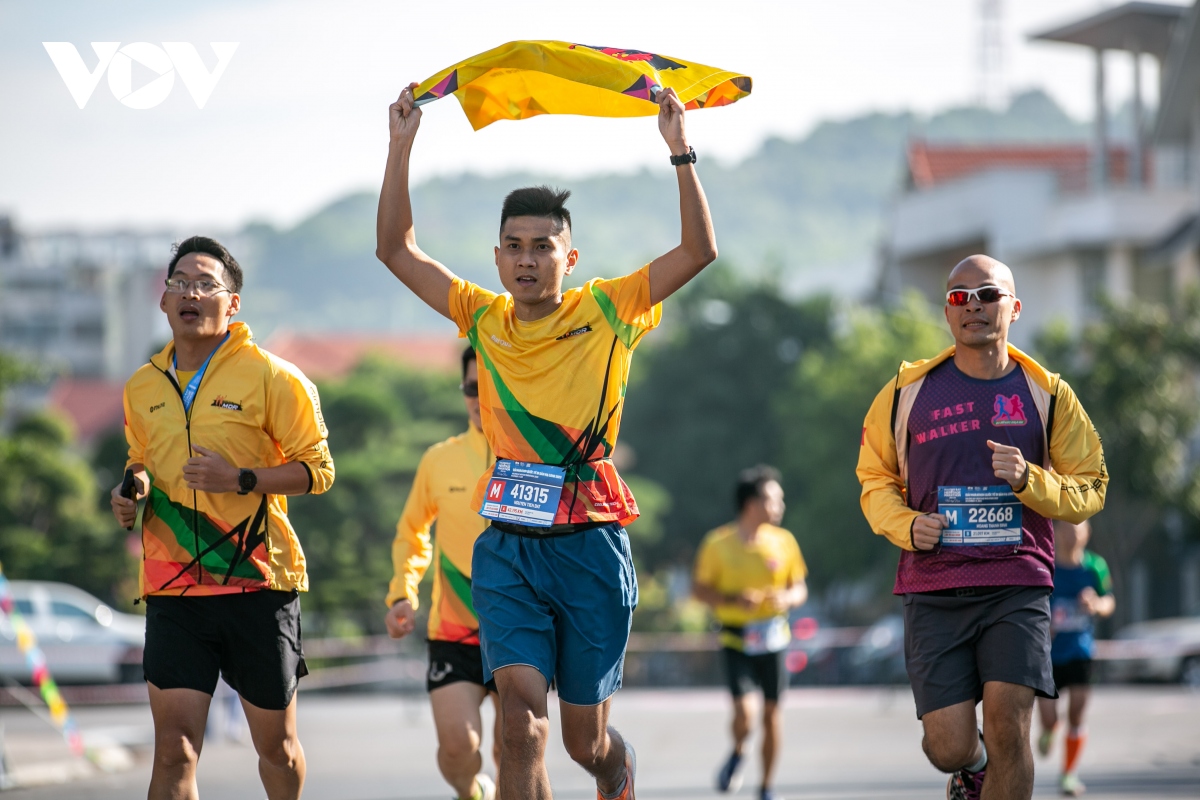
[375,82,455,319]
[648,88,718,305]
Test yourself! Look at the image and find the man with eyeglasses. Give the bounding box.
[111,235,334,800]
[384,346,500,800]
[857,255,1107,800]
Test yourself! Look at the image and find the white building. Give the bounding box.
[0,223,178,382]
[878,1,1200,348]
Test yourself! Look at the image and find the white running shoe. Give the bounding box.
[474,773,497,800]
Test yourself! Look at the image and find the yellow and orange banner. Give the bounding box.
[413,40,751,130]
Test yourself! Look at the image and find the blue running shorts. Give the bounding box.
[472,522,638,706]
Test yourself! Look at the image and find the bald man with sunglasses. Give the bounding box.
[857,255,1107,800]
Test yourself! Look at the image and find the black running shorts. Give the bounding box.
[1052,658,1093,689]
[722,647,788,703]
[427,639,493,692]
[143,590,307,711]
[903,585,1055,719]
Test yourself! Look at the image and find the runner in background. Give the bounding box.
[693,465,807,800]
[112,236,335,800]
[385,346,499,800]
[1036,519,1115,797]
[857,255,1107,800]
[377,79,717,800]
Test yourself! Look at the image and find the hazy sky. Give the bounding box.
[0,0,1179,229]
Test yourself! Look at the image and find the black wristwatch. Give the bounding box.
[237,468,258,495]
[669,146,697,166]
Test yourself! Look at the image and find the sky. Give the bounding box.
[0,0,1181,230]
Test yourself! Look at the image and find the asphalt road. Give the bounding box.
[2,686,1197,799]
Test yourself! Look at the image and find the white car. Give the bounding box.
[0,581,145,684]
[1101,615,1200,687]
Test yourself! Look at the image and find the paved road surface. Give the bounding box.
[3,686,1197,798]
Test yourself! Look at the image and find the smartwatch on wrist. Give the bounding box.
[669,146,697,167]
[237,468,258,495]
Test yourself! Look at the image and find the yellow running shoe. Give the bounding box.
[473,773,496,800]
[1037,728,1055,758]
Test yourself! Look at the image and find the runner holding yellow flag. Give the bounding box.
[377,40,741,800]
[412,40,751,129]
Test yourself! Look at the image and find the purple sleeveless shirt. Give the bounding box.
[896,359,1054,594]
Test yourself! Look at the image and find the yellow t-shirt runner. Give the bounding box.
[447,265,660,526]
[694,523,807,651]
[386,426,494,644]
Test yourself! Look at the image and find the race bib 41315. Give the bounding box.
[479,460,566,528]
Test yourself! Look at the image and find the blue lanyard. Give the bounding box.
[174,333,229,414]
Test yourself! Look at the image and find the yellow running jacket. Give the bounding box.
[857,345,1107,551]
[123,322,334,596]
[386,426,493,644]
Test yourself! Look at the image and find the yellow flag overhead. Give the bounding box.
[414,40,752,130]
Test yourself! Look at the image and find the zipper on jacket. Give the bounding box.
[155,362,204,586]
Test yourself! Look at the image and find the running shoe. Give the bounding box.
[946,767,985,800]
[716,751,745,793]
[1059,772,1086,797]
[598,740,636,800]
[760,789,784,800]
[1037,727,1055,758]
[473,773,496,800]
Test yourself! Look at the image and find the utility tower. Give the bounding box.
[978,0,1006,109]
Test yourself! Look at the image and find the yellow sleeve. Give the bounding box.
[590,265,662,350]
[385,451,436,608]
[856,377,919,551]
[1016,379,1108,523]
[264,362,335,494]
[122,382,147,469]
[447,277,498,338]
[788,534,807,583]
[693,533,720,588]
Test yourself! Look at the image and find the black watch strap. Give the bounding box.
[238,468,257,495]
[669,146,697,167]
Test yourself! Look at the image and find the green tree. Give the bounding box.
[774,295,949,601]
[621,265,834,568]
[0,354,129,604]
[1038,295,1200,624]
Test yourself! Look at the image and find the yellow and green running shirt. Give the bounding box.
[694,523,807,651]
[386,426,494,644]
[447,265,661,526]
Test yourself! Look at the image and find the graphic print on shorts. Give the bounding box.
[991,394,1028,426]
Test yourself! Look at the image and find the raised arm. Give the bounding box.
[647,88,718,305]
[376,82,456,319]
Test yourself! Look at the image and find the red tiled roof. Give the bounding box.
[906,141,1135,193]
[47,379,125,444]
[262,332,463,380]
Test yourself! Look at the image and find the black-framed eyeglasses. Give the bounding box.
[460,381,479,398]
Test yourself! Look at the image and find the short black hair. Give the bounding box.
[461,346,476,381]
[168,236,243,294]
[735,464,783,512]
[500,186,572,240]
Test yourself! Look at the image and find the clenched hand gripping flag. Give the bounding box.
[413,40,751,130]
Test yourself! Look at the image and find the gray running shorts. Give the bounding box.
[902,585,1055,719]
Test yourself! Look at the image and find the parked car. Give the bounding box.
[0,581,144,684]
[1102,615,1200,688]
[847,614,908,685]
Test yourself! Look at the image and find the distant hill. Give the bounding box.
[237,90,1089,337]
